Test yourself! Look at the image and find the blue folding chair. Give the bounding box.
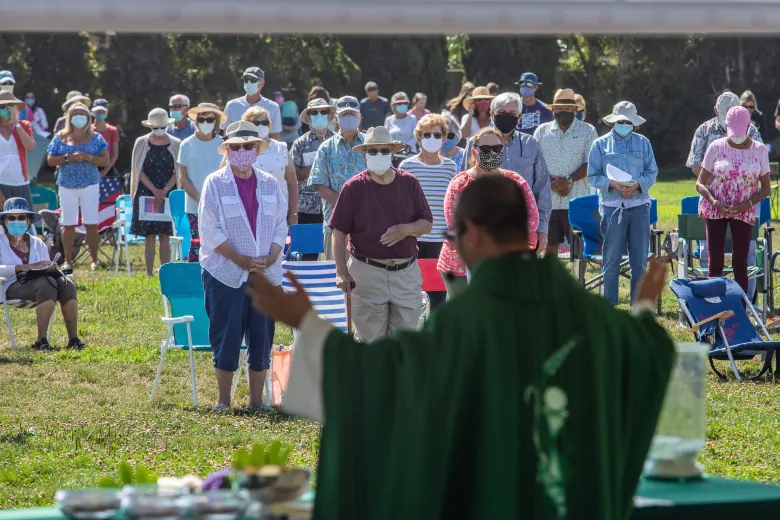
[288,224,324,261]
[31,185,58,235]
[671,277,779,381]
[154,263,248,407]
[169,189,190,262]
[282,261,349,334]
[114,195,145,275]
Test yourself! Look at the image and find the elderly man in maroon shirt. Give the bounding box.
[329,126,433,341]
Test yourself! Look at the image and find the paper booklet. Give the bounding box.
[139,196,172,222]
[606,164,636,184]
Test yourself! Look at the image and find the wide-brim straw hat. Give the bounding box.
[218,120,269,155]
[187,102,227,125]
[548,88,579,109]
[142,107,175,128]
[602,101,646,126]
[62,91,92,111]
[352,126,406,153]
[462,86,495,109]
[0,91,26,112]
[300,98,336,125]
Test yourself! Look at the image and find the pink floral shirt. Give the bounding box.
[699,137,770,225]
[437,170,539,276]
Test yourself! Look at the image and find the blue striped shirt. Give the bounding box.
[399,155,457,242]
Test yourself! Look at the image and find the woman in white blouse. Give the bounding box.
[459,86,494,141]
[198,120,288,412]
[242,107,299,226]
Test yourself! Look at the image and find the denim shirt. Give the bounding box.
[587,130,658,208]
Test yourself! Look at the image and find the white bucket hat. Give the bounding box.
[602,101,646,126]
[142,107,175,128]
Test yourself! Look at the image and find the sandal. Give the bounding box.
[212,403,230,412]
[31,338,54,351]
[61,263,73,275]
[66,337,86,350]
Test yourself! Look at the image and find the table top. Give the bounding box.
[2,477,779,519]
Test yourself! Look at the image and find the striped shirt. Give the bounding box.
[399,155,457,242]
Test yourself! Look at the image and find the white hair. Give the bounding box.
[441,110,461,141]
[491,92,521,113]
[169,94,190,106]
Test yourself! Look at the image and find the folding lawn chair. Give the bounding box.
[568,194,663,309]
[671,277,779,381]
[168,189,189,262]
[282,260,349,333]
[418,258,446,327]
[287,224,324,261]
[1,279,55,350]
[31,186,58,234]
[72,177,122,268]
[154,262,248,408]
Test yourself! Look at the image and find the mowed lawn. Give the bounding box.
[2,176,780,509]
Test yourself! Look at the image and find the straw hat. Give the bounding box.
[0,91,25,112]
[218,120,269,155]
[602,101,646,126]
[462,86,495,109]
[187,102,227,125]
[548,89,579,109]
[142,107,175,128]
[61,91,91,111]
[299,98,336,125]
[352,126,405,153]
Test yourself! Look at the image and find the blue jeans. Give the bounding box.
[600,204,650,305]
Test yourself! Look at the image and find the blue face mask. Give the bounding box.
[613,123,633,138]
[94,113,107,121]
[310,114,328,131]
[395,104,409,114]
[6,220,28,237]
[244,82,259,96]
[442,137,458,152]
[71,115,89,128]
[170,110,183,122]
[575,112,584,121]
[337,114,360,132]
[520,86,536,97]
[0,108,10,120]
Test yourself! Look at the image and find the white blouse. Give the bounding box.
[0,230,51,293]
[254,139,290,202]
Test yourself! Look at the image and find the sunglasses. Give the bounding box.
[5,215,28,222]
[242,77,259,83]
[197,116,216,124]
[151,127,167,131]
[744,105,755,110]
[478,144,504,154]
[0,81,13,86]
[423,132,443,139]
[447,133,457,140]
[229,143,257,151]
[365,148,393,156]
[613,120,632,125]
[336,99,360,110]
[250,120,271,126]
[169,104,186,110]
[309,109,330,116]
[519,82,535,88]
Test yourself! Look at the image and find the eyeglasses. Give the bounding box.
[336,99,360,110]
[5,215,28,222]
[229,143,257,152]
[309,109,330,116]
[423,132,443,139]
[365,148,393,156]
[613,120,632,125]
[478,144,504,154]
[446,133,457,140]
[242,77,259,84]
[169,104,186,110]
[744,105,756,110]
[197,117,216,124]
[250,120,271,126]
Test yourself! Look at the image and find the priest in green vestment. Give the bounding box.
[249,175,675,520]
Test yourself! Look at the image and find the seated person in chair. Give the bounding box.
[0,198,83,351]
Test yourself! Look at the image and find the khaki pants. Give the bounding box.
[347,257,422,342]
[324,229,350,262]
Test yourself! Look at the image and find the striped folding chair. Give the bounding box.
[282,261,349,333]
[0,278,55,350]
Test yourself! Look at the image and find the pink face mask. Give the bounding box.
[227,147,258,170]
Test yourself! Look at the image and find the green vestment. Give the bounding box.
[315,254,675,519]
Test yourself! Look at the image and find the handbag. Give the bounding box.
[16,265,65,285]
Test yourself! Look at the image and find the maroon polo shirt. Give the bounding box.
[328,169,433,260]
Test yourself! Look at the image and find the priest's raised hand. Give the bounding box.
[247,271,312,329]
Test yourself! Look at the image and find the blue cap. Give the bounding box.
[516,72,542,86]
[92,98,109,111]
[242,67,265,81]
[0,197,41,223]
[0,70,15,84]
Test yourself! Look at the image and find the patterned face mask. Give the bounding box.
[227,147,258,170]
[478,150,503,171]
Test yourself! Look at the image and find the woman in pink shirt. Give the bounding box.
[438,127,539,297]
[696,106,771,294]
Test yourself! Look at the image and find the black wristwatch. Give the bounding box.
[64,154,70,163]
[566,175,574,183]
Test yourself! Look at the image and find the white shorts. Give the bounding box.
[59,184,100,226]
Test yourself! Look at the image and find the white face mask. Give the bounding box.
[255,123,270,139]
[366,153,393,175]
[717,110,729,129]
[421,136,443,153]
[730,135,747,144]
[152,128,167,137]
[0,84,13,93]
[198,122,215,135]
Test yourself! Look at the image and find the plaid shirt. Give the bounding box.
[291,129,334,215]
[686,117,763,168]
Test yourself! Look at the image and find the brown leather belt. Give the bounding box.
[353,256,416,272]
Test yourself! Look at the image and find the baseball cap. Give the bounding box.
[725,106,751,137]
[242,67,265,81]
[516,72,542,86]
[0,71,15,84]
[335,96,360,115]
[92,98,109,112]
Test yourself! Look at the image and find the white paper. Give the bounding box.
[302,151,317,168]
[704,296,722,304]
[139,196,172,222]
[634,496,674,508]
[606,164,633,183]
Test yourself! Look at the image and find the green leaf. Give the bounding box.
[250,443,267,468]
[97,475,120,489]
[267,440,282,465]
[135,465,151,484]
[232,448,251,469]
[118,462,134,485]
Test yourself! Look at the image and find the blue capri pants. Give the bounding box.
[202,269,276,373]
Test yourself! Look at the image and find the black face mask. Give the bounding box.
[554,111,575,126]
[493,113,519,134]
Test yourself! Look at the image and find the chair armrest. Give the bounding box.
[0,277,6,284]
[689,310,735,332]
[161,315,195,325]
[170,237,183,243]
[651,229,664,236]
[113,218,126,227]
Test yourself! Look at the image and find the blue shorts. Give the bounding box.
[202,269,275,372]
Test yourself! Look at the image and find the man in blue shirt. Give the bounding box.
[587,101,658,306]
[166,94,196,140]
[516,72,553,135]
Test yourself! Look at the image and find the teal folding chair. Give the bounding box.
[154,263,250,408]
[168,189,190,262]
[31,185,58,234]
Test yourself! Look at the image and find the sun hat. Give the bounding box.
[0,91,26,111]
[142,107,175,128]
[67,102,92,116]
[575,93,586,110]
[0,71,15,84]
[725,106,751,138]
[300,98,336,125]
[516,72,542,86]
[187,102,228,125]
[390,92,410,106]
[462,86,496,109]
[218,120,269,155]
[242,67,265,81]
[352,126,405,153]
[334,96,360,115]
[92,98,109,113]
[0,197,41,224]
[61,91,91,111]
[548,88,579,109]
[602,101,646,126]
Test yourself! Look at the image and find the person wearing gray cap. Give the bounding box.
[223,66,282,138]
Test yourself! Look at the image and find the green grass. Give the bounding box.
[2,177,780,509]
